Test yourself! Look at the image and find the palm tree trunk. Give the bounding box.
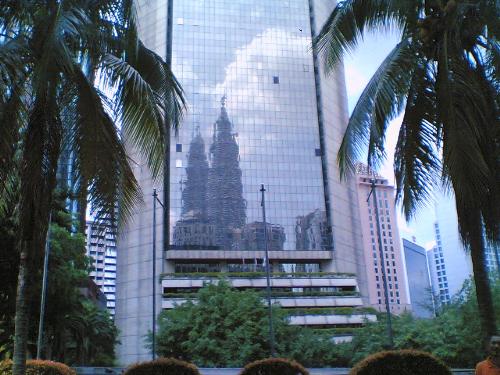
[470,217,497,343]
[12,99,61,375]
[12,248,31,375]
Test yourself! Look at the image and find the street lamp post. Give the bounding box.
[368,178,394,348]
[260,184,276,357]
[36,214,52,359]
[152,189,164,360]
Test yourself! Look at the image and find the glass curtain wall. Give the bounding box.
[169,0,330,252]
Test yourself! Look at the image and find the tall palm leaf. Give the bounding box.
[315,0,499,342]
[0,1,184,374]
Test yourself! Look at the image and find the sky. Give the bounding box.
[342,31,437,250]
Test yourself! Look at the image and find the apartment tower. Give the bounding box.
[354,164,411,314]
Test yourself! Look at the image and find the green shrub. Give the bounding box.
[0,360,76,375]
[239,358,310,375]
[124,358,200,375]
[349,350,451,375]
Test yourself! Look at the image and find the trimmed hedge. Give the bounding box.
[349,350,451,375]
[124,358,200,375]
[0,360,76,375]
[239,358,310,375]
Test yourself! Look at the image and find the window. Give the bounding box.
[175,159,183,168]
[273,76,279,84]
[315,148,321,156]
[176,144,183,152]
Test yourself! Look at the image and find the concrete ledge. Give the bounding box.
[162,296,364,309]
[162,277,358,289]
[165,250,333,261]
[288,313,377,325]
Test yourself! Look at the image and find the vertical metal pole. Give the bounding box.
[36,214,52,359]
[163,0,174,255]
[370,178,394,348]
[152,190,157,360]
[260,184,276,357]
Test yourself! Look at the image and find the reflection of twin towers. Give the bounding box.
[173,97,286,251]
[173,96,332,251]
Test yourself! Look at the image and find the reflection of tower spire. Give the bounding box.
[181,127,209,219]
[207,97,246,249]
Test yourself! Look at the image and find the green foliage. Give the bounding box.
[239,358,310,375]
[314,0,500,340]
[345,278,500,368]
[155,281,351,367]
[349,350,451,375]
[124,358,200,375]
[0,360,76,375]
[0,191,118,365]
[155,281,288,367]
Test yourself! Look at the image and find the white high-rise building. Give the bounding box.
[84,220,117,316]
[428,192,499,305]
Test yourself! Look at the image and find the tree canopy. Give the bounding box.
[315,0,500,341]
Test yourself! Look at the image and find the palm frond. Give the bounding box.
[337,39,417,178]
[70,65,141,229]
[394,66,440,220]
[440,54,499,245]
[99,49,184,181]
[314,0,411,71]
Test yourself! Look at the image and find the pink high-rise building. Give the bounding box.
[354,164,411,314]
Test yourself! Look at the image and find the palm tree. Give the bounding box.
[0,1,184,374]
[315,0,499,341]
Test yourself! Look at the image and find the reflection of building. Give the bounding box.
[181,127,209,220]
[172,219,216,249]
[117,0,369,364]
[295,210,332,250]
[240,221,286,251]
[207,98,246,250]
[402,238,433,318]
[84,220,117,316]
[173,127,214,249]
[354,164,411,314]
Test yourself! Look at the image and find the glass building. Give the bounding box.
[116,0,368,364]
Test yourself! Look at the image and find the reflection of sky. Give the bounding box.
[170,0,326,250]
[343,32,436,248]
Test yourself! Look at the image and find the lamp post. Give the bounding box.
[367,178,394,348]
[36,214,52,359]
[260,184,276,357]
[152,189,164,360]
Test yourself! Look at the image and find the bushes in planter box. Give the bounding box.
[0,360,76,375]
[239,358,309,375]
[349,350,451,375]
[124,358,200,375]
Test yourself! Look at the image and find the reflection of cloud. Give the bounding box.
[201,28,310,110]
[196,27,312,158]
[172,54,198,81]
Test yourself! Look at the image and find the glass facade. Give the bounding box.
[169,0,330,251]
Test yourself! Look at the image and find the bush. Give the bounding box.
[349,350,451,375]
[240,358,310,375]
[124,358,200,375]
[0,360,76,375]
